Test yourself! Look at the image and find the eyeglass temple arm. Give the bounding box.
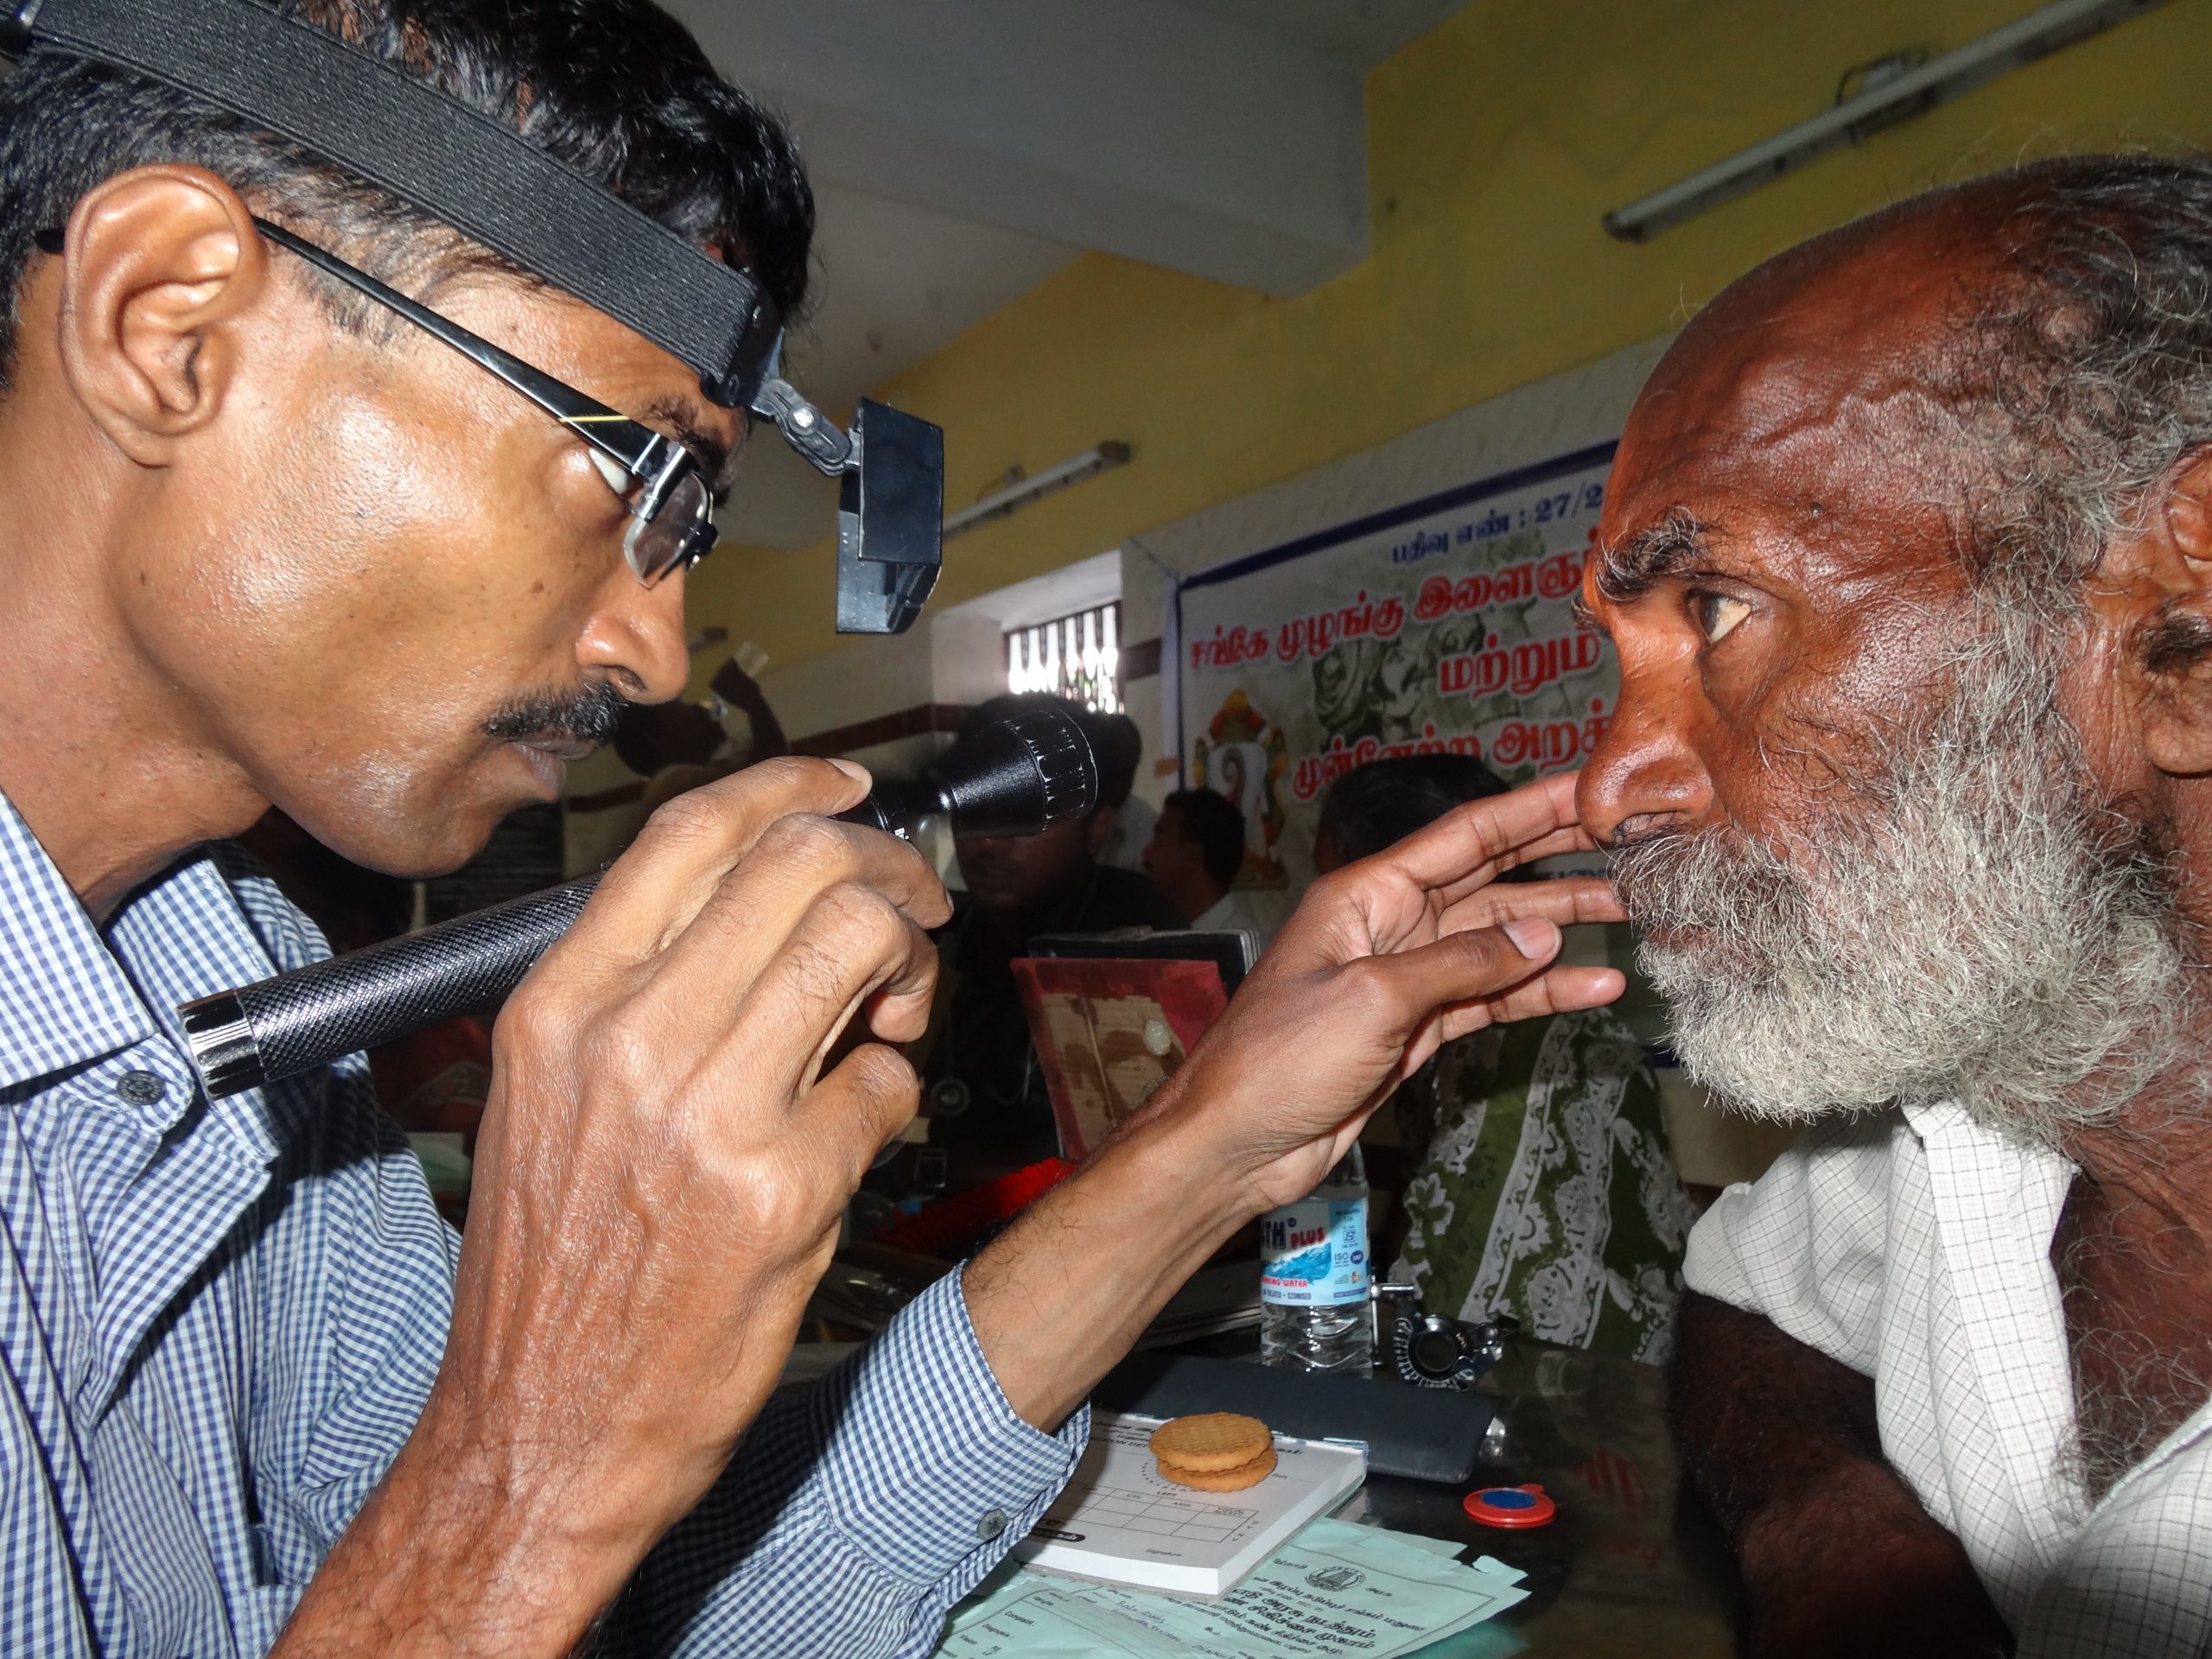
[253,216,846,487]
[251,218,664,472]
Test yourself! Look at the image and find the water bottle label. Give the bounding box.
[1260,1197,1370,1307]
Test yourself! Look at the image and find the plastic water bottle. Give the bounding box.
[1259,1146,1374,1373]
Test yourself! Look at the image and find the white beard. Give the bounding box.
[1608,620,2192,1147]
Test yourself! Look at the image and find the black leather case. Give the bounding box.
[1095,1352,1497,1484]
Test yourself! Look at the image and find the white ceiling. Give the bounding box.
[673,0,1475,546]
[723,186,1079,548]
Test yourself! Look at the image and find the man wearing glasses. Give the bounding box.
[0,3,1623,1656]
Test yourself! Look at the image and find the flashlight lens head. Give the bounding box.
[927,708,1097,841]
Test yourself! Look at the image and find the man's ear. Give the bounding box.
[2135,446,2212,777]
[51,165,274,465]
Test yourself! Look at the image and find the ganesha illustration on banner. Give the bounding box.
[1189,690,1289,889]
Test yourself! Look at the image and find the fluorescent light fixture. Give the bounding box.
[1605,0,2175,243]
[943,442,1131,540]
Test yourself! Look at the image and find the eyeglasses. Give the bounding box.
[35,219,718,586]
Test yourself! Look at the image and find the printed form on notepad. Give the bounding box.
[1014,1412,1365,1597]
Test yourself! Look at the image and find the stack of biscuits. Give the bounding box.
[1148,1413,1277,1491]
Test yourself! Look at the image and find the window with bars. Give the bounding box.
[1006,601,1122,713]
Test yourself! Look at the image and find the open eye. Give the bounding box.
[1691,590,1751,644]
[584,448,633,499]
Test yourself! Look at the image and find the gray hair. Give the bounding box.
[1960,156,2212,643]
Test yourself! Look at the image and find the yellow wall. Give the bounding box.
[695,0,2212,678]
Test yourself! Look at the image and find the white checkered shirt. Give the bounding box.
[1687,1103,2212,1656]
[0,791,1084,1656]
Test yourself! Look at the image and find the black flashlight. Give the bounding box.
[180,708,1096,1100]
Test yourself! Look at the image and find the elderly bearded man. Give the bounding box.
[1578,155,2212,1658]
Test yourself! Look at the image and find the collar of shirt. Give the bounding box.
[0,788,165,1094]
[0,787,301,1163]
[1901,1097,2083,1567]
[0,788,329,1412]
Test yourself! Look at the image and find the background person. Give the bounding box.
[564,651,791,868]
[1142,785,1277,945]
[1317,754,1695,1361]
[1094,710,1158,873]
[619,651,790,803]
[923,692,1185,1183]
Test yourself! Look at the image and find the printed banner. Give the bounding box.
[1174,442,1615,899]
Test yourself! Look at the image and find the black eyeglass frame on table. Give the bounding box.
[34,217,719,585]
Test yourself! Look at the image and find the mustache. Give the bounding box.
[1605,823,1804,937]
[482,682,628,747]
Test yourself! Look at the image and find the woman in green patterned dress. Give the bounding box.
[1316,757,1698,1363]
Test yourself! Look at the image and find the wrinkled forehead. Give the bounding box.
[1603,207,2018,596]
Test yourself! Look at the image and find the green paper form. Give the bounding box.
[935,1518,1529,1659]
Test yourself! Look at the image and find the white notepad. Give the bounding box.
[1011,1411,1368,1598]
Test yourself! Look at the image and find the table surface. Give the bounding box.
[1348,1337,1741,1658]
[800,1256,1742,1657]
[1122,1325,1742,1657]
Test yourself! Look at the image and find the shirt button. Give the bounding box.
[976,1509,1007,1541]
[115,1070,168,1106]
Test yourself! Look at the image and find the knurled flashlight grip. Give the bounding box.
[181,876,598,1098]
[176,707,1097,1101]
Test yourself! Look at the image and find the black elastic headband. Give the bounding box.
[3,0,784,407]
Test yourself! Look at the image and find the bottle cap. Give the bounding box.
[1463,1484,1555,1529]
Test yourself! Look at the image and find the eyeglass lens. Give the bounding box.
[624,467,716,585]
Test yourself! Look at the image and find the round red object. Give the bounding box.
[1463,1484,1556,1529]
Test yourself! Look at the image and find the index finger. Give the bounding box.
[1436,873,1625,938]
[578,756,875,961]
[1374,771,1597,905]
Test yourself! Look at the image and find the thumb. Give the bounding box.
[797,1042,922,1190]
[1354,920,1560,1081]
[1361,917,1560,1020]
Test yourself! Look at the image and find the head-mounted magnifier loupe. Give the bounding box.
[750,358,945,636]
[3,0,944,635]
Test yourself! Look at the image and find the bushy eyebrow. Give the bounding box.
[640,393,732,485]
[1594,508,1709,602]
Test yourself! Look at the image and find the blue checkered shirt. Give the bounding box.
[0,792,1086,1656]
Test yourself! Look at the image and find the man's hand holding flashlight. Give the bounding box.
[278,758,944,1656]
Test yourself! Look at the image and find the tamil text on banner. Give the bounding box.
[1173,441,1616,902]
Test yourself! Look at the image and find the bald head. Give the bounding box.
[1609,158,2212,625]
[1573,156,2212,1145]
